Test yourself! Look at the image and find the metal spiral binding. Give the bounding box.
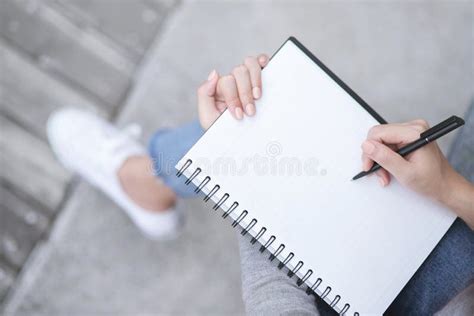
[269,244,285,262]
[278,252,294,269]
[260,235,275,253]
[213,193,229,210]
[176,159,357,315]
[232,210,248,227]
[223,202,239,219]
[241,219,257,237]
[297,269,313,286]
[250,227,266,244]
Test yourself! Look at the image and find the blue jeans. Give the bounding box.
[149,120,474,315]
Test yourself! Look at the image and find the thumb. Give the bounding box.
[197,70,218,110]
[206,69,218,96]
[197,70,220,129]
[362,140,411,181]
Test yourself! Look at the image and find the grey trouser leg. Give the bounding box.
[238,234,320,316]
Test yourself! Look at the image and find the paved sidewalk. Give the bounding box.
[3,1,473,315]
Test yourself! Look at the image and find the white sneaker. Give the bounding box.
[47,108,182,240]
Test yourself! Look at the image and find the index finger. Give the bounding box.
[244,56,263,99]
[367,124,423,147]
[258,54,269,67]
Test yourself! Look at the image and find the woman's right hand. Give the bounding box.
[197,54,269,130]
[361,120,450,197]
[361,121,474,229]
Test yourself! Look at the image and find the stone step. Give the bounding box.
[50,0,173,63]
[0,0,133,107]
[0,38,106,140]
[0,114,71,213]
[0,261,15,303]
[0,185,50,269]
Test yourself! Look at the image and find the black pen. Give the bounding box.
[352,115,465,181]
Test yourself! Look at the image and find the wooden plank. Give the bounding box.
[0,260,15,302]
[0,39,106,140]
[50,0,170,62]
[0,0,133,107]
[0,186,50,269]
[0,115,71,213]
[51,0,170,62]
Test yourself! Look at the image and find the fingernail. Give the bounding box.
[235,107,243,120]
[207,69,217,81]
[259,56,267,65]
[245,103,256,116]
[379,177,386,187]
[362,141,375,154]
[252,87,261,99]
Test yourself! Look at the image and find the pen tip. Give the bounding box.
[352,171,365,181]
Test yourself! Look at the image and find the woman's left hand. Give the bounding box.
[197,54,269,130]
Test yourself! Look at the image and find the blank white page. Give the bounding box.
[176,39,455,315]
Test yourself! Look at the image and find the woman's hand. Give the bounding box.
[361,120,474,228]
[361,120,450,196]
[197,54,269,130]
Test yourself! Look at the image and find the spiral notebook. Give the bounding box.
[175,37,456,315]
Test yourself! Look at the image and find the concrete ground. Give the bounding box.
[2,1,473,315]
